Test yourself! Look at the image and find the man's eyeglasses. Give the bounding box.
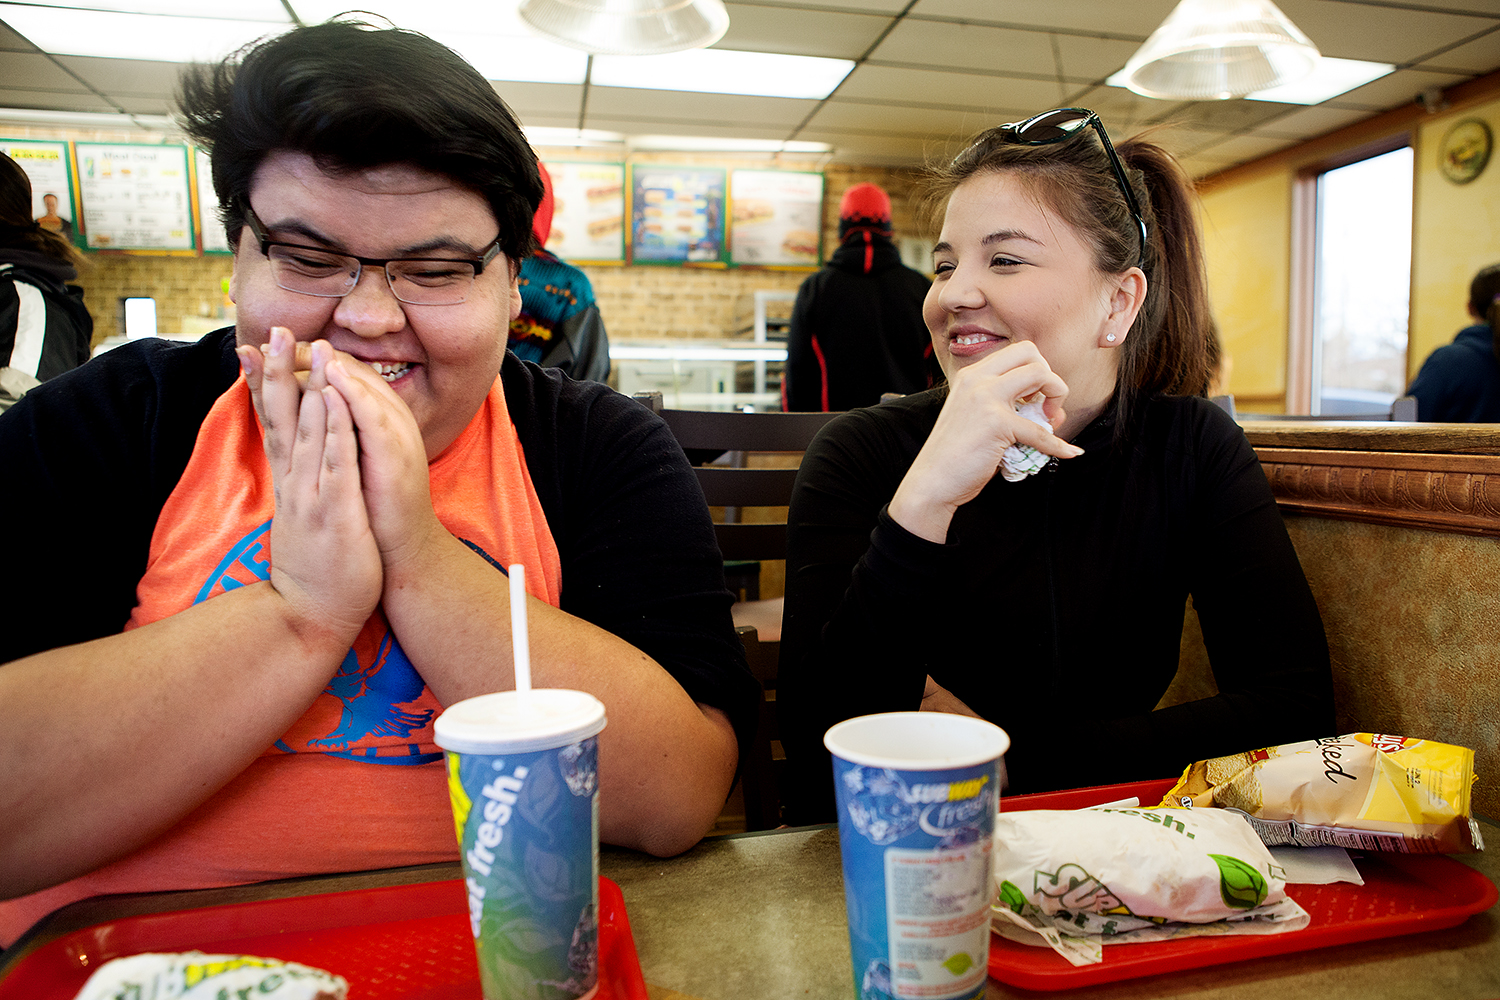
[240,203,504,306]
[989,108,1148,268]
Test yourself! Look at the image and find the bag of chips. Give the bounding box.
[1161,733,1483,854]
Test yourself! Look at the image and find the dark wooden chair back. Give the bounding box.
[632,392,840,830]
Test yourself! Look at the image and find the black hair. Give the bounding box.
[176,19,543,268]
[923,116,1214,436]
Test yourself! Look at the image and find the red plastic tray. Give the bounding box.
[0,875,647,1000]
[988,778,1499,990]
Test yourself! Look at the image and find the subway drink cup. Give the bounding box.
[825,712,1009,1000]
[435,688,606,1000]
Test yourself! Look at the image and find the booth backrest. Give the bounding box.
[1169,422,1500,820]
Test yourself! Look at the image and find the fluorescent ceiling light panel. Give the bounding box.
[13,1,287,16]
[525,126,627,146]
[1241,57,1393,103]
[627,134,831,152]
[428,31,589,83]
[0,106,177,128]
[0,7,287,62]
[591,49,854,100]
[1105,56,1393,105]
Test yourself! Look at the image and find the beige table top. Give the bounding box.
[4,820,1496,999]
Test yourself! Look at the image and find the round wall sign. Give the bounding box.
[1439,118,1492,185]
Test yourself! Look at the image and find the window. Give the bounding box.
[1309,147,1414,414]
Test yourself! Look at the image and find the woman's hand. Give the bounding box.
[888,341,1082,543]
[238,328,383,642]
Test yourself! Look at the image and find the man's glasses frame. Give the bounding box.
[991,108,1148,269]
[239,202,504,306]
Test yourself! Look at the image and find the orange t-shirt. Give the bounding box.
[0,377,562,945]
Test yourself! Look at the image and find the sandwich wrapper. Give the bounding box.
[1000,397,1054,482]
[990,806,1309,967]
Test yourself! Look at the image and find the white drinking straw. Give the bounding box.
[509,564,532,693]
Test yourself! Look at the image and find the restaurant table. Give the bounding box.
[3,817,1496,999]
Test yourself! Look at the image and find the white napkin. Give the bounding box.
[1000,397,1054,482]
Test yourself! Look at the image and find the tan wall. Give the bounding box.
[1199,172,1292,410]
[1196,70,1500,411]
[1411,95,1500,376]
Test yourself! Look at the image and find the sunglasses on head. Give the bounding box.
[987,108,1148,269]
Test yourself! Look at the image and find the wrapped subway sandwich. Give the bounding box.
[991,806,1308,966]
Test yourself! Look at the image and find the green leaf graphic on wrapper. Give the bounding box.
[1209,854,1268,909]
[942,952,974,976]
[998,880,1027,915]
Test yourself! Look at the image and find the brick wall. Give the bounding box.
[82,253,235,344]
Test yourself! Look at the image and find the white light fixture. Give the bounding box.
[1120,0,1320,101]
[524,126,627,147]
[0,6,288,62]
[1106,55,1392,105]
[518,0,729,56]
[592,49,853,100]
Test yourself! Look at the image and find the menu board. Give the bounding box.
[629,165,726,265]
[76,142,194,251]
[1,139,77,243]
[729,169,823,268]
[543,161,625,264]
[194,147,231,254]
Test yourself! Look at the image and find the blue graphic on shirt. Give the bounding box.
[195,519,445,766]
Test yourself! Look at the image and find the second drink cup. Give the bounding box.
[825,712,1010,1000]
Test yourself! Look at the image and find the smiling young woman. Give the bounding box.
[777,110,1335,824]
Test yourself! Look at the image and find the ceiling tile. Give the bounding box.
[807,99,996,140]
[0,20,34,50]
[111,92,173,115]
[0,51,88,92]
[794,128,940,164]
[1152,99,1306,133]
[53,55,181,96]
[0,87,116,112]
[1054,33,1149,81]
[1249,103,1379,140]
[491,81,587,118]
[835,63,1074,110]
[1063,85,1193,129]
[718,4,891,59]
[1325,66,1472,111]
[763,0,912,11]
[584,88,815,128]
[908,0,1176,38]
[1274,0,1498,64]
[1413,26,1500,74]
[1189,132,1305,162]
[870,19,1058,77]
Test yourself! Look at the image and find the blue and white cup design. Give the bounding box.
[436,689,607,1000]
[826,713,1009,1000]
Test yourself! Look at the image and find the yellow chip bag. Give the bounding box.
[1162,733,1483,854]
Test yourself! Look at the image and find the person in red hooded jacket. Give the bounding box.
[782,182,937,411]
[507,162,611,382]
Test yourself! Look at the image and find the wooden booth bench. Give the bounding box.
[1167,422,1500,820]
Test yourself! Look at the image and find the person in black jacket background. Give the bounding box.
[782,182,937,411]
[0,153,92,411]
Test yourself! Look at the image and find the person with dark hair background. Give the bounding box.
[1406,262,1500,421]
[508,161,611,382]
[777,109,1333,823]
[0,155,91,411]
[0,19,757,944]
[782,182,936,411]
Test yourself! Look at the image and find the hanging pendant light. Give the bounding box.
[519,0,730,56]
[1120,0,1320,101]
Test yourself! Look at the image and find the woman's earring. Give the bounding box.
[1106,333,1117,342]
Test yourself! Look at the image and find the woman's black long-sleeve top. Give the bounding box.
[777,389,1334,823]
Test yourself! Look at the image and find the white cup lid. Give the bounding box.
[824,712,1009,770]
[435,688,606,754]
